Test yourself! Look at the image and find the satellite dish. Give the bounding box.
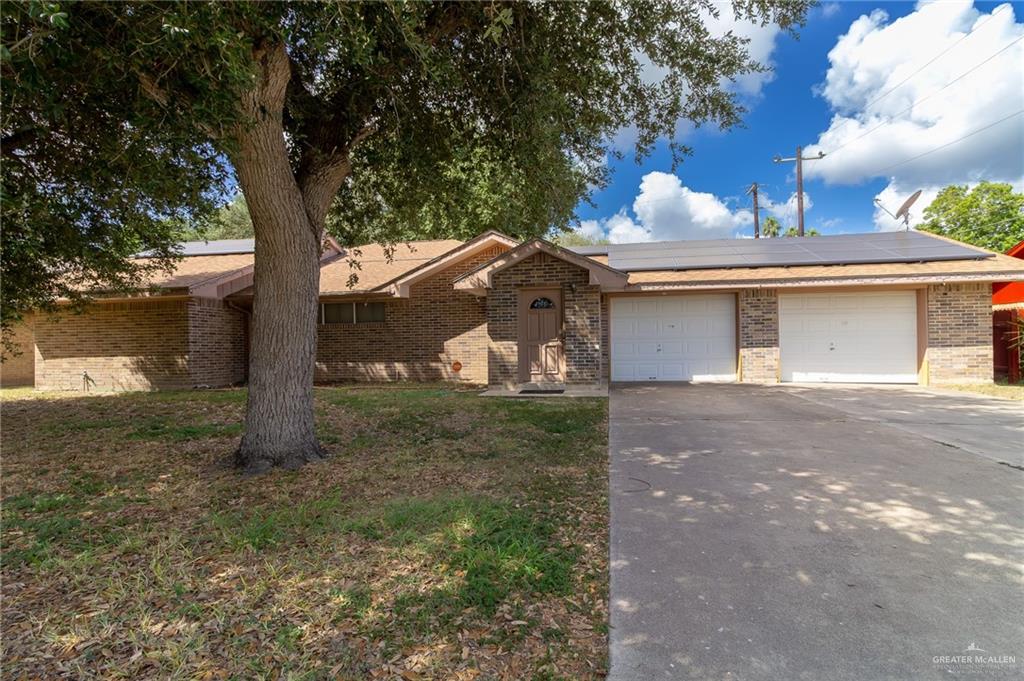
[895,190,923,223]
[875,190,923,231]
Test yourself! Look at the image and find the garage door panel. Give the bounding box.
[709,317,734,335]
[633,299,660,316]
[651,339,684,356]
[702,298,735,314]
[610,363,637,381]
[659,319,684,336]
[780,291,918,384]
[635,362,661,380]
[610,317,628,334]
[636,342,660,357]
[659,299,685,315]
[679,318,707,335]
[629,319,653,336]
[611,342,642,359]
[658,363,686,381]
[611,294,736,382]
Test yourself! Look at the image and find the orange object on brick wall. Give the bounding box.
[993,240,1024,383]
[992,241,1024,306]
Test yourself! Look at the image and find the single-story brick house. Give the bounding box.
[4,230,1024,391]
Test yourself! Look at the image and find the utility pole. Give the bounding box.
[746,183,760,238]
[773,147,825,236]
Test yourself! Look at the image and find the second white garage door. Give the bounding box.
[611,294,736,382]
[779,291,918,383]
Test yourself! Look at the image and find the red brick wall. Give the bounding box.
[487,253,602,387]
[1,317,35,387]
[34,300,191,391]
[315,246,506,385]
[188,299,247,387]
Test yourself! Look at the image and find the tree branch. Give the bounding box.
[299,121,376,230]
[136,69,222,139]
[1,125,40,155]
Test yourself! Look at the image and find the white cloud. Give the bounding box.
[633,172,753,241]
[575,219,607,242]
[801,2,1024,229]
[605,210,651,243]
[702,6,783,97]
[872,183,941,231]
[578,172,758,243]
[872,177,1024,231]
[613,7,784,151]
[762,192,813,227]
[820,3,841,20]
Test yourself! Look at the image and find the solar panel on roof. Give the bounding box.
[177,239,256,256]
[137,239,255,257]
[597,231,989,272]
[568,245,609,256]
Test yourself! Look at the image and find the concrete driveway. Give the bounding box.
[609,384,1024,681]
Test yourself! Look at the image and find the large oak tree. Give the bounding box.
[2,1,811,471]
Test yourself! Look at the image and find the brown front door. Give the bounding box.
[518,289,565,383]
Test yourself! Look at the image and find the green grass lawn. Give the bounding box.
[1,385,608,680]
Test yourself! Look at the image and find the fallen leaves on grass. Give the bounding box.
[1,385,608,679]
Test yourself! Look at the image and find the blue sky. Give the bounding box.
[574,0,1024,242]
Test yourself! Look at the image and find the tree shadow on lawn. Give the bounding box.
[1,385,608,679]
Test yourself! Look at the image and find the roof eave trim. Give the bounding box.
[453,238,629,292]
[187,264,256,299]
[373,231,518,298]
[625,271,1024,291]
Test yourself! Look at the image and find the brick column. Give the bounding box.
[738,288,779,383]
[926,283,992,384]
[188,298,247,388]
[563,284,602,384]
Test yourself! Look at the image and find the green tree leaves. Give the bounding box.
[188,195,254,241]
[2,0,814,331]
[762,216,781,237]
[918,182,1024,253]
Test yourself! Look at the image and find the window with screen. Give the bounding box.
[322,303,354,324]
[355,302,385,323]
[321,302,385,324]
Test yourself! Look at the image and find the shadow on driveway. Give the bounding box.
[781,384,1024,467]
[609,384,1024,680]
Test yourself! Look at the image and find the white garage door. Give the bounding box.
[611,295,736,382]
[779,291,918,384]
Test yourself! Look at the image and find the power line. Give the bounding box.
[828,34,1024,156]
[773,147,826,236]
[874,108,1024,176]
[908,215,1024,233]
[827,3,1010,141]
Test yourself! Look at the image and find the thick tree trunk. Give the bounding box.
[231,43,333,473]
[234,185,324,472]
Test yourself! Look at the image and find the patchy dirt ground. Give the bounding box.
[1,386,608,680]
[936,381,1024,401]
